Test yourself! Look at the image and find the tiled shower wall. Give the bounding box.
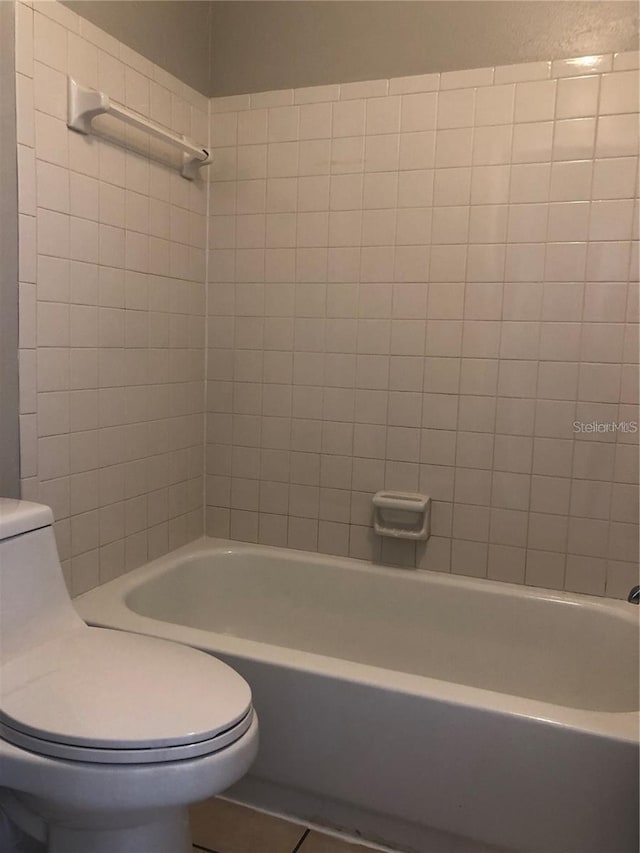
[205,53,639,599]
[12,1,639,601]
[15,1,209,595]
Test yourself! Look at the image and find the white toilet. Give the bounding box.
[0,499,259,853]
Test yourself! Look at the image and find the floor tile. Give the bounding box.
[299,830,384,853]
[189,798,306,853]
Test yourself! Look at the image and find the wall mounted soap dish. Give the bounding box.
[372,491,431,540]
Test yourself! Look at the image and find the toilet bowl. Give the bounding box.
[0,499,259,853]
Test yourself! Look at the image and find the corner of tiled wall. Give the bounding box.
[204,50,639,599]
[13,0,639,601]
[15,0,210,596]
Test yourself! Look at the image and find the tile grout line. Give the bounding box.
[291,827,311,853]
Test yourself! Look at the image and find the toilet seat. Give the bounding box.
[0,708,254,764]
[0,626,253,765]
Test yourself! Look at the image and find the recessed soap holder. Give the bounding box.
[372,491,431,541]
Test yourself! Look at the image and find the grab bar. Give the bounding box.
[372,492,429,512]
[67,78,211,180]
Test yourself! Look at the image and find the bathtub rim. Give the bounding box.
[75,536,640,745]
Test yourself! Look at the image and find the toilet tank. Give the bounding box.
[0,500,83,663]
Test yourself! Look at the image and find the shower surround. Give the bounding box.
[15,1,209,595]
[13,0,639,600]
[205,53,639,599]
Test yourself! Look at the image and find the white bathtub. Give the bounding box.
[76,539,639,853]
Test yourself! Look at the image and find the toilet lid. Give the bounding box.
[0,627,252,754]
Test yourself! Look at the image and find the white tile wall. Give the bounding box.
[13,4,639,600]
[206,51,639,600]
[15,1,209,595]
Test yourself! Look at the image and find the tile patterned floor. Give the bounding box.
[190,798,387,853]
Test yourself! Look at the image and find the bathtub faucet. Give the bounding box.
[628,585,640,604]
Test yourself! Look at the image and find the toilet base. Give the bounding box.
[48,807,191,853]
